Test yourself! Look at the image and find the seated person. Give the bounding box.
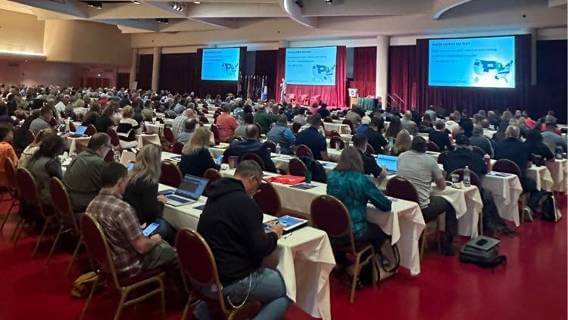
[295,114,328,161]
[29,106,54,135]
[216,104,239,142]
[391,129,411,156]
[355,116,372,135]
[117,106,140,141]
[223,124,277,172]
[495,125,536,193]
[267,115,296,155]
[469,127,493,158]
[327,147,392,256]
[26,134,65,205]
[123,144,175,244]
[541,116,567,153]
[196,161,289,319]
[352,134,386,179]
[397,137,457,255]
[429,120,452,151]
[95,105,115,134]
[234,113,254,139]
[524,129,554,164]
[179,127,220,178]
[443,134,487,177]
[365,118,388,154]
[0,125,18,188]
[63,133,111,211]
[87,162,177,278]
[177,119,197,144]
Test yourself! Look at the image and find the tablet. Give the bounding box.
[143,222,160,237]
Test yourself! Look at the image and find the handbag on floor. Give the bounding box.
[459,236,506,268]
[70,272,99,299]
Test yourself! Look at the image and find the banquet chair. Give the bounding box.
[342,119,354,132]
[0,159,19,233]
[427,141,441,152]
[199,115,209,124]
[437,151,448,165]
[85,125,97,136]
[163,127,176,145]
[289,158,307,177]
[104,149,115,162]
[328,130,341,138]
[79,214,165,320]
[176,229,261,320]
[160,161,183,188]
[47,177,82,269]
[471,146,486,158]
[69,122,77,133]
[310,195,378,303]
[329,136,345,150]
[492,159,529,222]
[253,181,282,216]
[264,140,277,153]
[295,144,313,159]
[107,128,121,148]
[240,153,265,170]
[15,168,58,255]
[210,124,221,145]
[203,168,221,196]
[385,176,442,258]
[449,169,483,234]
[171,142,184,155]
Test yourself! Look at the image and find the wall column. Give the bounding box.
[129,48,138,89]
[375,35,389,108]
[151,47,161,91]
[529,29,538,85]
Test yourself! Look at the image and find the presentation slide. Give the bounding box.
[201,48,240,81]
[428,36,515,88]
[285,46,337,86]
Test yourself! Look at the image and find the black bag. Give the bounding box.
[529,191,559,222]
[459,236,507,268]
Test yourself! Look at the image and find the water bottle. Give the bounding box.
[275,143,281,155]
[556,145,563,160]
[463,165,471,187]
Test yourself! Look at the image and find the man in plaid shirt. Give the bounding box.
[87,162,177,277]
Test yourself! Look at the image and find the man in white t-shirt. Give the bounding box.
[397,136,457,255]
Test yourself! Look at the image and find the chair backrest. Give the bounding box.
[471,146,486,157]
[264,140,277,153]
[328,130,340,138]
[172,142,184,154]
[427,141,440,152]
[329,136,345,150]
[15,167,41,207]
[25,130,35,146]
[342,119,354,132]
[253,181,281,215]
[240,153,265,170]
[175,229,229,314]
[80,214,121,289]
[450,169,481,187]
[85,124,97,136]
[163,127,175,144]
[203,168,221,196]
[492,159,521,178]
[160,161,183,187]
[4,158,15,190]
[104,149,115,162]
[295,144,313,158]
[69,122,77,133]
[385,176,419,203]
[288,158,307,177]
[310,195,356,251]
[437,151,448,164]
[49,177,80,232]
[107,128,120,147]
[292,123,302,134]
[210,124,220,145]
[366,144,376,155]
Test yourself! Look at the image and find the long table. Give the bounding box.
[158,185,335,320]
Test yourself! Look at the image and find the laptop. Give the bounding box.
[71,125,87,137]
[159,174,209,207]
[376,154,398,174]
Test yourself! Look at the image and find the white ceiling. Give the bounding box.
[0,0,566,35]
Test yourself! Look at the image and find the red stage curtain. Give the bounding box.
[276,46,347,107]
[388,45,418,111]
[351,47,376,97]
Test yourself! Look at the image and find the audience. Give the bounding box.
[95,105,115,134]
[355,116,372,135]
[541,115,567,153]
[18,128,53,168]
[63,133,111,211]
[429,120,452,152]
[0,125,17,188]
[25,133,65,205]
[397,137,457,255]
[172,108,194,138]
[442,134,487,176]
[177,119,196,144]
[179,127,220,177]
[401,111,418,135]
[295,114,328,161]
[391,129,411,156]
[29,106,54,135]
[365,118,388,154]
[267,115,296,155]
[352,134,386,179]
[524,129,554,164]
[494,125,535,193]
[469,127,493,157]
[215,104,239,142]
[345,107,362,128]
[223,124,277,172]
[196,160,289,319]
[254,104,278,134]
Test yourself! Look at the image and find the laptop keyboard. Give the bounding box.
[167,195,192,203]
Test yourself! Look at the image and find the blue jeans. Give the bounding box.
[194,268,290,320]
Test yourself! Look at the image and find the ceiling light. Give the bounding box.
[193,1,201,4]
[324,0,333,3]
[132,0,141,4]
[170,2,183,11]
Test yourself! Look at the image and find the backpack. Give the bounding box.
[529,191,560,222]
[459,236,507,268]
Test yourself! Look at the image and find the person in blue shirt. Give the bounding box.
[295,114,328,160]
[267,115,296,155]
[327,146,392,252]
[355,116,372,135]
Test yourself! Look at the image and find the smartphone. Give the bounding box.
[127,162,135,171]
[143,222,160,237]
[214,155,223,165]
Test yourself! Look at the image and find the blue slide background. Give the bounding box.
[285,47,337,86]
[201,48,240,81]
[428,36,515,88]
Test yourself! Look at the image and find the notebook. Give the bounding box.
[376,154,398,174]
[159,174,209,207]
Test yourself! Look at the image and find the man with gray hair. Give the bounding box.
[469,126,494,157]
[541,115,566,153]
[495,125,536,193]
[172,108,195,138]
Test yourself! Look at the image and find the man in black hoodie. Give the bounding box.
[196,160,289,319]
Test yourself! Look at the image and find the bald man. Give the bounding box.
[223,124,277,172]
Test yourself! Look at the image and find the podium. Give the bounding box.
[348,88,358,108]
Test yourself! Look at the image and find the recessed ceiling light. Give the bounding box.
[132,0,141,4]
[193,1,201,4]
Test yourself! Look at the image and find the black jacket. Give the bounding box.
[365,128,388,154]
[429,130,452,151]
[443,147,488,177]
[223,139,277,172]
[179,148,220,178]
[359,150,383,178]
[197,178,278,285]
[123,177,164,224]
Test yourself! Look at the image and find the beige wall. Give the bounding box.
[0,9,44,54]
[43,19,131,66]
[0,60,80,87]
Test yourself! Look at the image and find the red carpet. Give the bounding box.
[0,194,565,320]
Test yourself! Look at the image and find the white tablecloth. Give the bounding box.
[527,165,554,192]
[482,172,523,226]
[547,159,567,192]
[323,122,351,134]
[67,136,91,154]
[136,133,161,147]
[145,122,164,135]
[432,184,483,237]
[159,187,335,320]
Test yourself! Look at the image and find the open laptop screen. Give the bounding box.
[376,154,398,173]
[175,175,209,200]
[75,126,87,136]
